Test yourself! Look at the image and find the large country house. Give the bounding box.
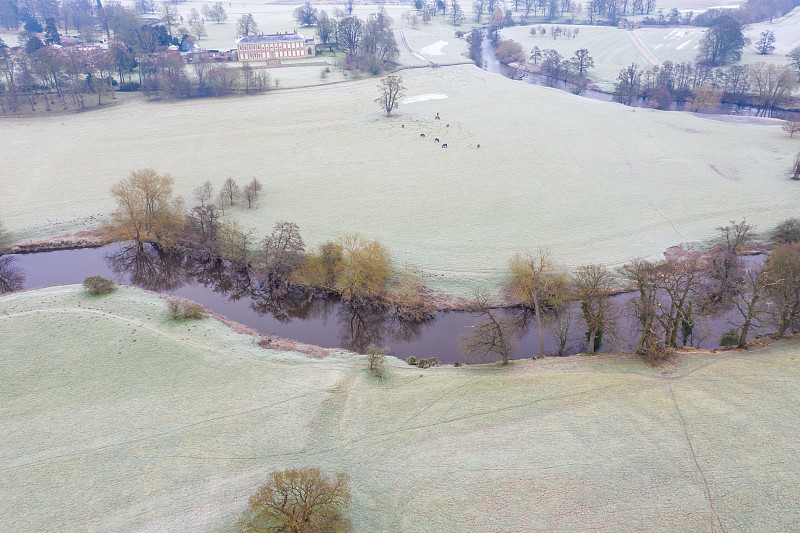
[236,31,316,61]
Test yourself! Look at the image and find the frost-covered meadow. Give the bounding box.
[2,285,799,532]
[2,65,798,296]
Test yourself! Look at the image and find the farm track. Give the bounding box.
[629,29,661,65]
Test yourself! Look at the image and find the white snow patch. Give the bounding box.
[401,93,449,104]
[419,40,448,56]
[675,39,693,50]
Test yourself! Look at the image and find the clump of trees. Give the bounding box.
[238,467,352,532]
[612,59,796,116]
[315,7,399,74]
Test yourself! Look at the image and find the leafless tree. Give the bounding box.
[781,119,800,138]
[717,218,755,255]
[193,180,214,207]
[258,221,305,290]
[572,264,614,353]
[238,467,352,533]
[221,177,241,206]
[243,178,263,208]
[761,243,800,337]
[459,290,518,365]
[375,75,405,116]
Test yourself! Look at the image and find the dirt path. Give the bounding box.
[628,29,661,66]
[400,29,438,67]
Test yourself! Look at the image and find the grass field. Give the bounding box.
[3,64,798,297]
[2,285,800,531]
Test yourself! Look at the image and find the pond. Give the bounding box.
[1,243,758,363]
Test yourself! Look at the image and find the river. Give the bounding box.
[0,243,758,364]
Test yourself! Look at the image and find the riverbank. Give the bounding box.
[2,283,799,532]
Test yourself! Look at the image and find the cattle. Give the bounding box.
[420,133,425,138]
[442,143,447,148]
[435,138,440,143]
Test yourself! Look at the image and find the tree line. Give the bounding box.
[613,58,798,116]
[460,219,800,366]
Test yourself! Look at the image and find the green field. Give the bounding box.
[2,285,799,531]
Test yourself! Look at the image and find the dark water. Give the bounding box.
[1,244,760,363]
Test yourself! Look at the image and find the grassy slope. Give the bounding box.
[2,285,800,531]
[3,65,799,296]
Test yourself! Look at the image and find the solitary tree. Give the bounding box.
[193,180,214,207]
[783,119,800,138]
[293,1,318,26]
[375,75,405,116]
[570,48,593,75]
[236,13,258,36]
[243,178,263,208]
[238,467,352,533]
[221,177,241,206]
[755,30,775,55]
[696,16,745,66]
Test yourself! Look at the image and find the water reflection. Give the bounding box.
[103,244,426,354]
[0,256,25,294]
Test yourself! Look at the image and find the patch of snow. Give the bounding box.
[419,40,448,56]
[401,93,449,104]
[675,39,693,50]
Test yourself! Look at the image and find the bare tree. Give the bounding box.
[572,264,614,353]
[729,266,765,348]
[221,177,241,206]
[375,74,405,116]
[654,247,708,347]
[783,119,800,138]
[238,467,352,533]
[193,180,214,207]
[0,256,25,294]
[717,218,755,255]
[761,243,800,337]
[506,250,566,359]
[619,258,660,356]
[791,152,800,181]
[459,290,518,365]
[258,221,305,289]
[243,178,263,208]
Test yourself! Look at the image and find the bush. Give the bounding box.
[366,344,388,377]
[417,358,429,368]
[427,357,441,367]
[407,355,417,365]
[720,328,740,347]
[774,218,800,243]
[167,299,208,320]
[83,275,116,295]
[454,361,463,367]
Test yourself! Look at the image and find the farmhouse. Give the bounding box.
[236,31,316,61]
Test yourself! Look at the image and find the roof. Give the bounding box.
[237,32,307,44]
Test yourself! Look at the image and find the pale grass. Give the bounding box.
[1,285,799,531]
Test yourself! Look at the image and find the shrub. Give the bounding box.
[83,275,116,295]
[719,328,740,347]
[774,218,800,243]
[407,355,417,365]
[427,357,441,367]
[167,299,208,320]
[366,344,388,377]
[417,358,429,369]
[454,361,463,367]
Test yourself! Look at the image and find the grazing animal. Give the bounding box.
[435,112,440,119]
[442,143,447,148]
[420,133,425,138]
[477,144,480,148]
[435,138,440,143]
[446,123,449,127]
[402,124,405,128]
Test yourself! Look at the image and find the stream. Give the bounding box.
[1,243,759,364]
